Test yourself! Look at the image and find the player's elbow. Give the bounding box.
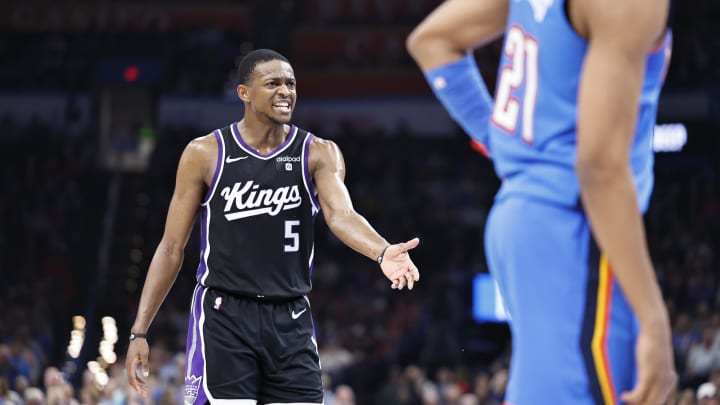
[575,154,629,188]
[406,25,445,62]
[322,208,354,232]
[406,26,428,60]
[157,238,185,260]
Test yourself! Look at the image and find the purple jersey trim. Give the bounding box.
[201,129,224,205]
[231,122,297,159]
[302,133,322,214]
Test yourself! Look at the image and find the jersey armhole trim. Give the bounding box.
[302,132,322,215]
[649,30,672,55]
[201,129,225,206]
[558,0,587,43]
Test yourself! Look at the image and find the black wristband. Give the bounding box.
[129,332,147,341]
[376,245,390,265]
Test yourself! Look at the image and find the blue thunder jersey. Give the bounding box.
[487,0,672,213]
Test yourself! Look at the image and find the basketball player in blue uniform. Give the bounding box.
[124,49,421,405]
[408,0,675,404]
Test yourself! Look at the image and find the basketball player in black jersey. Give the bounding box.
[125,49,421,405]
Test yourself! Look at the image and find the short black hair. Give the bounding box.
[236,49,290,85]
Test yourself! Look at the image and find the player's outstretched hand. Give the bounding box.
[126,338,150,395]
[620,325,676,405]
[380,237,421,290]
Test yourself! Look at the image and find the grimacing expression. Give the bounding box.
[242,59,296,124]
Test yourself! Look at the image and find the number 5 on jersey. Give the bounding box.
[492,25,539,145]
[284,220,300,252]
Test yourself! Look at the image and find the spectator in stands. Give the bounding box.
[373,365,409,405]
[710,367,720,390]
[697,382,719,405]
[332,384,356,405]
[23,387,45,405]
[472,372,490,404]
[318,335,355,378]
[0,376,21,405]
[676,313,702,367]
[459,393,479,405]
[687,328,720,381]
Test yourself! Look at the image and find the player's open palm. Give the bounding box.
[620,326,676,405]
[380,237,421,290]
[126,339,151,395]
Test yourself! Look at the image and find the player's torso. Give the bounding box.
[198,123,321,299]
[488,0,671,211]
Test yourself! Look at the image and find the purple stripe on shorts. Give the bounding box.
[195,206,208,282]
[184,285,208,405]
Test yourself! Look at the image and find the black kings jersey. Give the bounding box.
[196,123,321,299]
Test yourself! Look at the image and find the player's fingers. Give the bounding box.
[620,382,648,404]
[641,387,667,405]
[134,375,148,395]
[643,376,675,405]
[405,271,416,290]
[140,355,150,379]
[412,267,420,281]
[129,355,148,395]
[126,357,138,390]
[396,275,407,290]
[401,237,420,252]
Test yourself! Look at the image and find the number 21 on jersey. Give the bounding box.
[492,25,539,145]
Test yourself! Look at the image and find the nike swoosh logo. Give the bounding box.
[226,156,248,163]
[291,308,307,320]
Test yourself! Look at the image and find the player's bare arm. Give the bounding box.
[406,0,508,70]
[574,0,676,403]
[126,134,216,395]
[406,0,507,156]
[308,136,420,290]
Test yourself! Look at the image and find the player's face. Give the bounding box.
[242,60,297,125]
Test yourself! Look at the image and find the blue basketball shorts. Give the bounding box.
[485,195,639,405]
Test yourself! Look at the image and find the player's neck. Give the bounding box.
[237,119,290,153]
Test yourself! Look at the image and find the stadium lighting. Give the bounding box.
[653,123,688,152]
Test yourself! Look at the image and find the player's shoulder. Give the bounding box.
[308,134,341,156]
[305,132,344,173]
[177,132,219,172]
[186,132,218,155]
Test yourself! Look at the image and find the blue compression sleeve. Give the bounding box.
[424,54,493,156]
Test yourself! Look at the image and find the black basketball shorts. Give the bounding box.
[183,285,323,405]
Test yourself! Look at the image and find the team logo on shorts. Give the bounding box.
[213,296,223,310]
[184,375,202,405]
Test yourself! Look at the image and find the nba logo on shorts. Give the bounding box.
[285,163,292,171]
[213,296,223,310]
[184,375,202,404]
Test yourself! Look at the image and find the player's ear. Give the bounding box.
[236,84,250,102]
